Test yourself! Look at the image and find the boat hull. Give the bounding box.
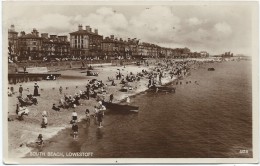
[103,102,139,112]
[149,86,176,93]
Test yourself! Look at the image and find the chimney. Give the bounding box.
[110,35,114,40]
[50,35,57,40]
[78,24,83,31]
[64,36,68,42]
[94,29,98,34]
[86,26,91,32]
[90,28,92,33]
[41,33,48,39]
[20,31,25,36]
[58,36,63,41]
[58,36,68,42]
[32,28,37,36]
[128,38,130,42]
[10,25,15,32]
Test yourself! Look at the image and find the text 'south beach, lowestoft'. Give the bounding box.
[29,152,94,157]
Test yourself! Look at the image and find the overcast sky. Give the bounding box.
[3,2,257,55]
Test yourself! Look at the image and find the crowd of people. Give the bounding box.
[146,60,194,88]
[9,83,41,121]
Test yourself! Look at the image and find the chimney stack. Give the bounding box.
[20,31,25,36]
[32,28,38,36]
[41,33,48,39]
[94,29,98,34]
[110,35,114,40]
[78,24,83,31]
[10,25,15,32]
[64,36,68,42]
[50,35,57,40]
[86,26,91,33]
[58,36,68,42]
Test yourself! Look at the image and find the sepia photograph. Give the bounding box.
[3,1,259,164]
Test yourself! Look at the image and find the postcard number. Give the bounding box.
[239,150,248,154]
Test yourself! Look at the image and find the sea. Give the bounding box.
[29,60,252,158]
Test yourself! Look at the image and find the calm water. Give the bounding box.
[31,60,252,158]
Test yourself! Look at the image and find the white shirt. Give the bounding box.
[42,111,47,117]
[72,112,77,117]
[43,117,47,124]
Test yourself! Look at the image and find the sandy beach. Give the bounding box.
[7,61,176,158]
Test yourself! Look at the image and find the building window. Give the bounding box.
[33,42,36,45]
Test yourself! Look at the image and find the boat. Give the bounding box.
[86,70,99,76]
[149,85,176,93]
[103,102,139,112]
[208,68,215,71]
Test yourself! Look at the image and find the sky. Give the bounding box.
[3,1,257,56]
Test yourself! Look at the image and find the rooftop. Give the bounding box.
[19,34,41,39]
[69,30,102,37]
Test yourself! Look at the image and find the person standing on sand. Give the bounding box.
[71,110,78,122]
[86,85,90,100]
[59,86,63,94]
[85,109,90,125]
[23,66,26,73]
[97,109,104,128]
[94,106,99,124]
[159,72,162,84]
[36,134,44,148]
[33,82,39,96]
[126,96,130,104]
[19,85,23,97]
[109,94,114,103]
[42,110,48,117]
[71,122,79,139]
[41,115,48,128]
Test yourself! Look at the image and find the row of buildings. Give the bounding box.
[8,24,209,61]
